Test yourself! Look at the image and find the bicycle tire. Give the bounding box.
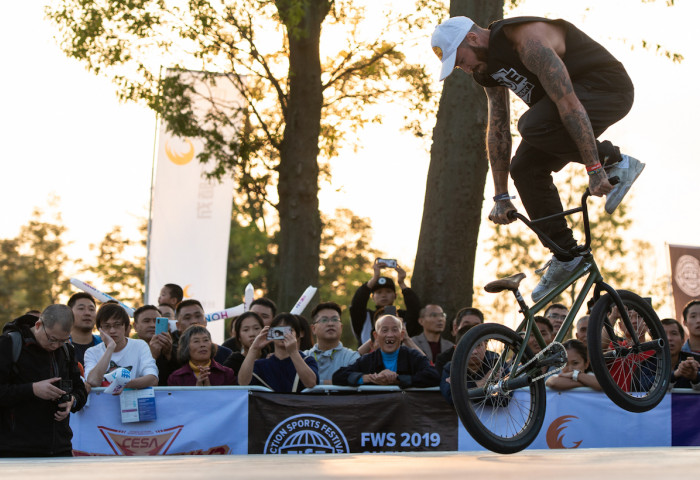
[588,289,671,413]
[451,323,546,454]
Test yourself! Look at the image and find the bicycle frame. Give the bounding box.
[509,254,601,378]
[489,180,647,387]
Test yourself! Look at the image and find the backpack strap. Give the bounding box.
[8,331,22,364]
[7,331,22,377]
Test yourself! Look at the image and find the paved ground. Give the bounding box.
[2,448,700,479]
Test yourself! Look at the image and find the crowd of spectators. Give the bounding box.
[3,261,699,456]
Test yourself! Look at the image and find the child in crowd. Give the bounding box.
[546,339,601,391]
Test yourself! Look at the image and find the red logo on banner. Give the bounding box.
[546,415,582,449]
[98,425,184,455]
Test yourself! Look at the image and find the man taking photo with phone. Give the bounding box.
[0,305,88,457]
[350,258,421,345]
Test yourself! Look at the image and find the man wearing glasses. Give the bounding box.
[303,302,359,385]
[411,305,454,364]
[0,305,87,457]
[544,303,570,337]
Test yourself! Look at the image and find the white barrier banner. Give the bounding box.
[71,388,248,455]
[458,389,672,451]
[147,69,243,314]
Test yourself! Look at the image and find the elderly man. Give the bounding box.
[0,305,88,457]
[332,315,439,388]
[411,304,454,364]
[303,302,359,385]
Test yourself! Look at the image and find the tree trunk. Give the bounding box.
[275,1,329,310]
[413,0,504,323]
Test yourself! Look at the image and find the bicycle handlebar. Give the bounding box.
[506,176,620,257]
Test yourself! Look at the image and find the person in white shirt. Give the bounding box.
[84,303,158,388]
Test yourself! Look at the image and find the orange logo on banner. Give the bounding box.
[165,139,195,165]
[98,426,183,455]
[545,415,582,449]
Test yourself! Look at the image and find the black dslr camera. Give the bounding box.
[55,379,73,411]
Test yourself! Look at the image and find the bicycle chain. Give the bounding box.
[515,340,568,384]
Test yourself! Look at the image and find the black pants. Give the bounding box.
[510,82,634,260]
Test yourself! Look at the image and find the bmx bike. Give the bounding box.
[450,181,671,454]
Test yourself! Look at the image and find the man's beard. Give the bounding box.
[473,45,489,63]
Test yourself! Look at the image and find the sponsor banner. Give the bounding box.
[71,388,248,455]
[671,392,700,446]
[458,390,672,451]
[668,244,700,321]
[147,69,243,318]
[248,391,458,454]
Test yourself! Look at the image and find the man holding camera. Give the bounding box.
[350,259,421,345]
[0,305,88,457]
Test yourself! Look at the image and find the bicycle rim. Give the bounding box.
[588,290,671,412]
[451,323,546,454]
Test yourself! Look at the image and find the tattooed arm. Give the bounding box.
[485,86,516,224]
[506,22,613,197]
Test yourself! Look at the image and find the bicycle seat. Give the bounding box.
[484,272,527,293]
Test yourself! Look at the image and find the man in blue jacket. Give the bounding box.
[333,315,439,388]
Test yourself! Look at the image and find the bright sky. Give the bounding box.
[1,0,698,317]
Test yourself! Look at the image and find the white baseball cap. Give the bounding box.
[431,16,475,81]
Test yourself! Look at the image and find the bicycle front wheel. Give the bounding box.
[451,323,546,454]
[588,289,671,413]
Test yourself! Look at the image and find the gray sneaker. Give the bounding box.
[604,154,645,214]
[531,256,582,303]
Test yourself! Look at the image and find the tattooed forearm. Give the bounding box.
[560,109,599,167]
[485,87,512,185]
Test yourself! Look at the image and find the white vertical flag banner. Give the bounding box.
[147,70,243,317]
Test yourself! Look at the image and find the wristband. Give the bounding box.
[493,193,515,201]
[586,162,603,176]
[572,370,580,382]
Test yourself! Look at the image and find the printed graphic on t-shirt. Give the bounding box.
[107,360,133,374]
[491,67,534,103]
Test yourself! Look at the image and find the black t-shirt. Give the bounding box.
[473,16,633,106]
[70,335,100,366]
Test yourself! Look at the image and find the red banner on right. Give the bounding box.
[668,244,700,321]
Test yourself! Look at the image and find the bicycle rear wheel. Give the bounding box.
[451,323,546,454]
[588,289,671,413]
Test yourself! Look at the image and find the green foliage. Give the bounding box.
[46,0,434,219]
[223,207,381,348]
[0,202,72,329]
[225,214,278,309]
[90,220,147,307]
